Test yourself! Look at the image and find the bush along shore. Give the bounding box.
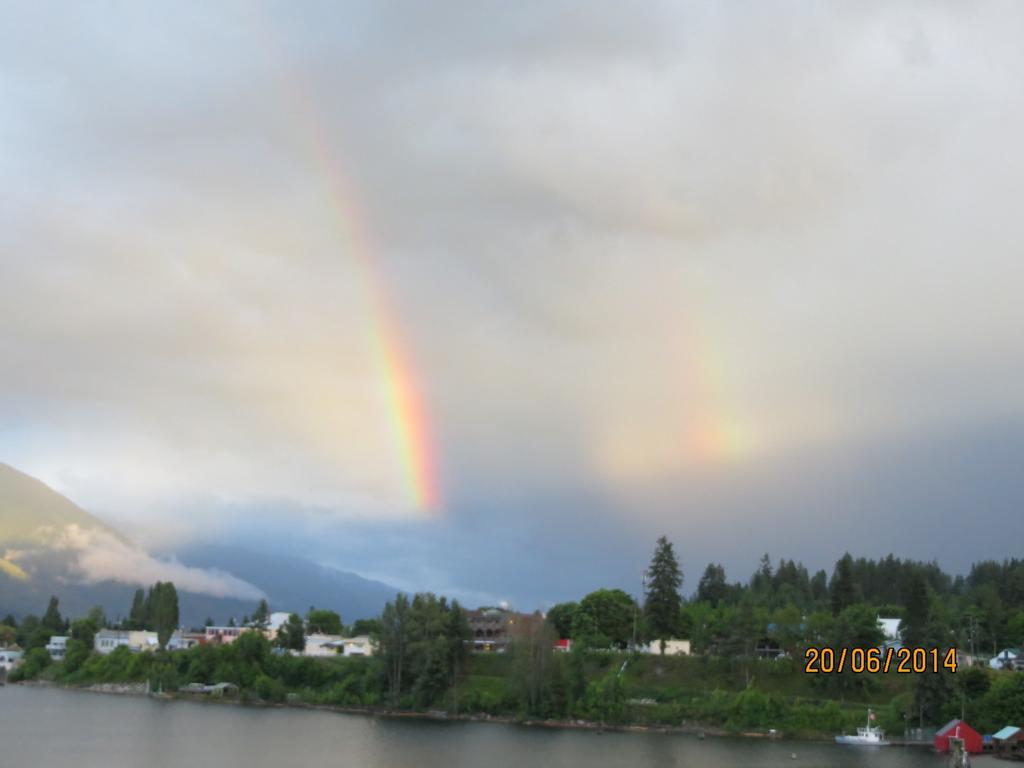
[11,629,939,741]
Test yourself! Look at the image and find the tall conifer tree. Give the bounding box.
[644,536,683,653]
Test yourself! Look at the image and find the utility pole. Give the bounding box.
[632,570,647,650]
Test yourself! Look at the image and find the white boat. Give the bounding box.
[835,710,889,746]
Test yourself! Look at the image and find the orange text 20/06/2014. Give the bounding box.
[803,646,958,674]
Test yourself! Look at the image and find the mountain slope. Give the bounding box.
[0,463,116,544]
[0,465,397,626]
[176,544,397,622]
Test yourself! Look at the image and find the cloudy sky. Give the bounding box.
[3,2,1024,608]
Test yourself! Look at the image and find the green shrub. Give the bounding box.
[9,647,52,681]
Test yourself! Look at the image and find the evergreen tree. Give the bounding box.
[127,589,146,630]
[810,570,829,605]
[697,564,729,607]
[829,554,858,616]
[41,596,64,634]
[150,581,180,649]
[444,600,472,712]
[378,594,410,705]
[751,553,774,595]
[901,572,931,646]
[644,535,683,652]
[276,613,306,652]
[252,599,271,629]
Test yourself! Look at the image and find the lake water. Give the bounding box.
[2,685,961,768]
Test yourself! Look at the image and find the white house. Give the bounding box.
[641,639,691,656]
[316,635,375,657]
[0,649,23,671]
[45,636,68,660]
[990,648,1020,670]
[338,635,374,657]
[267,612,292,635]
[303,633,345,657]
[94,629,189,654]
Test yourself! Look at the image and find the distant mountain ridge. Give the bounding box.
[0,463,397,626]
[175,544,398,623]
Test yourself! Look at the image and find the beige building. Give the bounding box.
[642,638,691,656]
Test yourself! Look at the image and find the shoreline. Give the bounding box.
[14,680,919,745]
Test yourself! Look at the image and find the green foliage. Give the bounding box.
[251,599,270,629]
[128,588,147,630]
[62,638,92,674]
[574,589,637,649]
[276,613,306,652]
[69,616,98,650]
[9,647,52,681]
[41,596,65,634]
[254,673,286,702]
[900,573,930,646]
[545,603,578,640]
[976,672,1024,732]
[306,608,342,635]
[580,669,625,723]
[697,563,729,607]
[350,618,380,637]
[377,593,471,709]
[149,582,180,649]
[829,554,859,616]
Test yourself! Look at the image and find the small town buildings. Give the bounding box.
[989,648,1020,670]
[466,607,543,651]
[642,639,692,656]
[553,639,572,653]
[993,726,1024,760]
[303,633,345,657]
[204,626,252,644]
[0,648,23,671]
[264,612,292,640]
[94,629,191,654]
[338,635,374,657]
[314,635,374,657]
[934,719,983,754]
[45,636,68,660]
[754,637,784,659]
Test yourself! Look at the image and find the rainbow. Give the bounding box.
[679,316,748,465]
[307,132,440,514]
[257,23,441,514]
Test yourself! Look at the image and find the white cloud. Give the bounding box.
[50,524,265,601]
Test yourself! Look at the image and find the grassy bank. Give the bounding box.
[13,637,923,740]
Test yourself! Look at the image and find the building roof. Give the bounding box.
[993,726,1021,741]
[268,612,291,631]
[937,719,978,736]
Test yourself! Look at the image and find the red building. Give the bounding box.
[934,719,983,754]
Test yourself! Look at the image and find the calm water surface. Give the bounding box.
[2,685,968,768]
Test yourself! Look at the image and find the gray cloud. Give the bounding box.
[2,2,1024,604]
